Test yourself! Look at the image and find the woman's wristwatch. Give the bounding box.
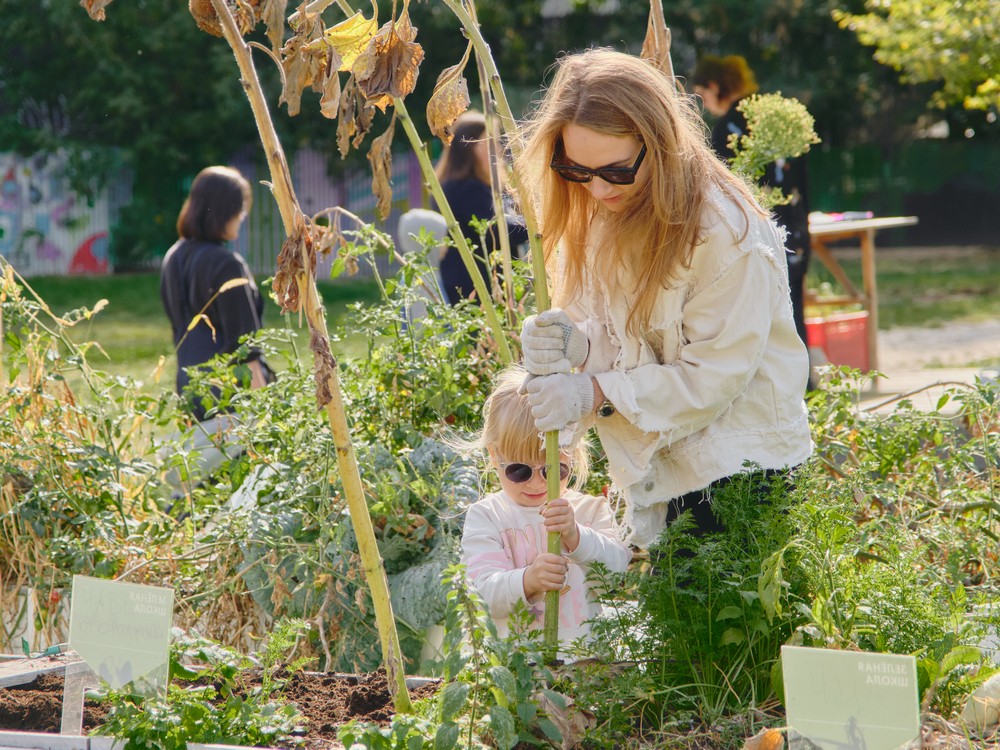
[596,399,616,418]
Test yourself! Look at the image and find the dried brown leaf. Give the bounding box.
[640,0,674,78]
[316,216,345,256]
[319,55,344,119]
[80,0,114,21]
[337,76,359,158]
[532,691,595,750]
[310,328,337,407]
[426,43,472,145]
[260,0,288,51]
[270,574,291,612]
[353,94,375,148]
[368,115,396,221]
[743,728,785,750]
[233,0,259,34]
[352,6,424,112]
[278,5,326,116]
[273,217,322,312]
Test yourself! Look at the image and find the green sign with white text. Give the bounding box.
[69,576,173,692]
[782,646,919,750]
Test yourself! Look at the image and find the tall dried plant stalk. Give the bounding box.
[208,0,412,714]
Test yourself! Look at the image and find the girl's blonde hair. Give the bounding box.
[513,48,765,336]
[469,365,590,488]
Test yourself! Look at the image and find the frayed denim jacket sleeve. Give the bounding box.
[593,237,786,442]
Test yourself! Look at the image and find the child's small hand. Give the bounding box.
[542,497,580,553]
[523,552,568,601]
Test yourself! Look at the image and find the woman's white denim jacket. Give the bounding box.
[566,187,813,548]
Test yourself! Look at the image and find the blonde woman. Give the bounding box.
[514,49,812,549]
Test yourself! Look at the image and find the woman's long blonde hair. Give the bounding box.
[514,49,765,336]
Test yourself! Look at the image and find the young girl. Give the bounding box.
[514,49,812,549]
[461,366,632,645]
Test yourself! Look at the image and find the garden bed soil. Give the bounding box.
[0,670,440,749]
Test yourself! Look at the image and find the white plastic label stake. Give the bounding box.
[68,576,173,694]
[60,660,100,736]
[782,645,919,750]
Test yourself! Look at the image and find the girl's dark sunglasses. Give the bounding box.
[549,143,647,185]
[500,461,571,484]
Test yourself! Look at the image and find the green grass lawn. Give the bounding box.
[16,245,1000,389]
[22,272,382,390]
[807,245,1000,328]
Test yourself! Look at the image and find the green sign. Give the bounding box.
[68,576,173,692]
[782,646,919,750]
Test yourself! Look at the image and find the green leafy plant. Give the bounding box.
[92,621,309,750]
[341,565,574,750]
[728,93,821,208]
[585,471,802,724]
[0,263,173,649]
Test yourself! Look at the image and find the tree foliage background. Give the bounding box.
[1,0,995,267]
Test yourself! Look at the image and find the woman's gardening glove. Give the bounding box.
[522,373,594,433]
[520,309,589,375]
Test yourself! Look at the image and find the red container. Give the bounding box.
[805,310,870,372]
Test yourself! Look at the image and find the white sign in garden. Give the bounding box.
[782,645,920,750]
[68,575,174,692]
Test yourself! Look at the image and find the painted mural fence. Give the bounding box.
[0,151,113,276]
[0,146,424,278]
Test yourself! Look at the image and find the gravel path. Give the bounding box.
[879,319,1000,371]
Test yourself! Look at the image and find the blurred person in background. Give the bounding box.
[434,111,529,305]
[692,55,813,371]
[160,165,272,422]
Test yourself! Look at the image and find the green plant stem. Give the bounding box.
[209,0,412,714]
[442,0,562,655]
[466,1,515,324]
[393,97,512,363]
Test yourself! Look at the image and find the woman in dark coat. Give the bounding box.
[160,166,270,421]
[434,112,529,305]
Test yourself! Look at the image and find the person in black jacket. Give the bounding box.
[160,166,270,421]
[692,56,813,368]
[434,112,529,305]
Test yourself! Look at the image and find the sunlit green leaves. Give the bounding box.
[834,0,1000,111]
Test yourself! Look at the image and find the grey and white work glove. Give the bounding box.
[522,373,594,433]
[520,309,589,375]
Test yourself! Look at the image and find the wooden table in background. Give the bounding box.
[807,215,919,373]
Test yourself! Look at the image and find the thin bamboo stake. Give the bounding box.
[208,0,412,713]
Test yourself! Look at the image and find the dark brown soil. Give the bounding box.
[0,670,440,749]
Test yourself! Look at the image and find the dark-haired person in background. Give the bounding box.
[692,55,813,381]
[434,111,529,305]
[160,165,271,421]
